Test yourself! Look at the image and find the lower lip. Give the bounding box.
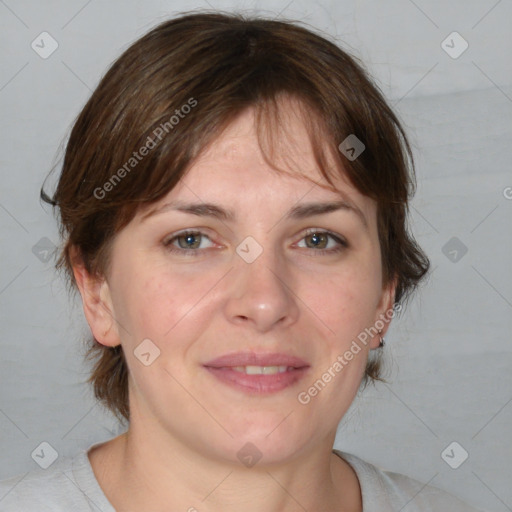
[204,366,309,394]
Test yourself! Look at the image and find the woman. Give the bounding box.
[0,11,487,512]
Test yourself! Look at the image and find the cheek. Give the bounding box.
[301,261,382,341]
[113,262,222,345]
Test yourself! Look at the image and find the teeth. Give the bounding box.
[231,365,289,375]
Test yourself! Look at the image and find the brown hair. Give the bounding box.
[42,11,430,423]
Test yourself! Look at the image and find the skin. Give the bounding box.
[74,99,396,512]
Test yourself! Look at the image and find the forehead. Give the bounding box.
[136,98,377,225]
[179,101,360,200]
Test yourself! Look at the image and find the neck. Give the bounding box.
[90,422,361,512]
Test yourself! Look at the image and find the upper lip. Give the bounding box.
[204,352,309,368]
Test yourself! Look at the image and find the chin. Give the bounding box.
[228,426,309,464]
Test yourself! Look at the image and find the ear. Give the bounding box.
[71,247,120,348]
[370,275,398,349]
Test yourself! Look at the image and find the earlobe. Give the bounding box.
[372,276,398,347]
[72,258,120,348]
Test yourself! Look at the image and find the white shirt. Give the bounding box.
[0,444,487,511]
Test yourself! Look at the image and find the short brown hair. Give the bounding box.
[42,11,430,423]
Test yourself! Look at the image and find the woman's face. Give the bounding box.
[91,103,395,464]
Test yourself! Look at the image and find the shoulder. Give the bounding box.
[0,457,76,512]
[0,447,114,512]
[334,449,487,512]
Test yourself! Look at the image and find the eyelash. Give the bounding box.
[162,228,348,257]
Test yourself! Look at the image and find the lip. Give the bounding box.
[203,352,310,394]
[204,352,309,368]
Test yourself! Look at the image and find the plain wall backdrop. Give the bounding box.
[1,1,511,511]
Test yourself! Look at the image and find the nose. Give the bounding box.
[223,244,300,333]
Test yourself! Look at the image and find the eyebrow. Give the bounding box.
[141,199,368,229]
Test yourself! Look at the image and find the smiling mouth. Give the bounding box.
[230,365,291,374]
[203,351,310,393]
[203,363,309,394]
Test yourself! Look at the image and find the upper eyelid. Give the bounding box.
[164,228,215,243]
[164,228,346,248]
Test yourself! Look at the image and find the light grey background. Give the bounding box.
[1,1,511,511]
